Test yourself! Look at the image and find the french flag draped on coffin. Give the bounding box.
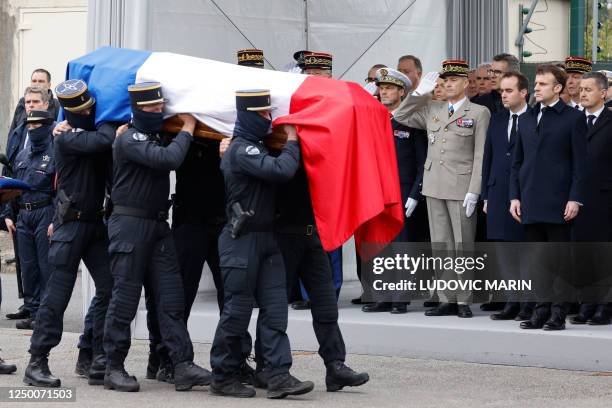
[65,46,403,253]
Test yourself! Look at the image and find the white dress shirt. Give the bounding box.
[448,97,467,116]
[585,105,605,126]
[507,104,528,141]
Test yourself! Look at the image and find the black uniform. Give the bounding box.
[210,129,300,382]
[30,123,116,358]
[172,138,226,314]
[275,167,346,364]
[103,127,194,367]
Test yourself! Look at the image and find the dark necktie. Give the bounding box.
[537,106,547,131]
[510,114,518,142]
[587,114,596,130]
[448,105,454,118]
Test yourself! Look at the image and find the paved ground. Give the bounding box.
[3,231,612,407]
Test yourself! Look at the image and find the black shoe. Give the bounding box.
[291,300,311,310]
[588,312,611,326]
[75,348,93,377]
[569,314,589,325]
[174,361,212,391]
[23,354,61,387]
[6,308,30,320]
[238,362,255,385]
[104,365,140,392]
[156,365,175,384]
[520,319,545,329]
[145,351,160,380]
[390,303,408,314]
[267,373,314,399]
[457,305,473,318]
[0,356,17,375]
[16,318,35,330]
[253,369,268,389]
[491,307,519,321]
[87,354,106,385]
[514,311,533,321]
[351,297,366,305]
[425,303,457,316]
[325,361,369,392]
[567,303,580,315]
[211,378,256,398]
[480,302,504,312]
[543,318,566,331]
[423,301,440,308]
[362,302,392,313]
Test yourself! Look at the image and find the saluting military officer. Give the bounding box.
[394,60,491,318]
[24,80,118,388]
[102,82,211,392]
[210,90,313,399]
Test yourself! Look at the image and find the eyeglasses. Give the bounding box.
[365,77,376,83]
[488,69,504,77]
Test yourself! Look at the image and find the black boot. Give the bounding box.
[173,361,212,391]
[87,353,106,385]
[0,355,17,375]
[253,369,269,389]
[145,350,160,380]
[291,300,311,310]
[266,373,314,399]
[238,361,255,385]
[210,377,256,398]
[75,348,93,377]
[6,306,29,320]
[156,353,174,384]
[104,364,140,392]
[16,318,35,330]
[325,361,369,391]
[23,354,61,387]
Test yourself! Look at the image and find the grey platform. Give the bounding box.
[133,279,612,373]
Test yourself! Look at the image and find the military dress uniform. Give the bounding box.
[102,82,211,392]
[8,111,55,329]
[209,90,313,399]
[25,81,116,388]
[395,60,491,315]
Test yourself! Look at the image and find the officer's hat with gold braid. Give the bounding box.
[235,89,275,112]
[440,60,470,78]
[26,110,54,126]
[565,56,593,74]
[55,79,95,112]
[299,52,333,70]
[128,82,165,107]
[237,49,265,68]
[375,67,412,90]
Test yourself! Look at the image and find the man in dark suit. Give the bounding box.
[481,71,532,321]
[472,54,521,115]
[510,64,588,331]
[570,72,612,326]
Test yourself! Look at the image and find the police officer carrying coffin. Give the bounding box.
[103,82,211,392]
[24,80,116,388]
[3,110,55,331]
[210,90,313,399]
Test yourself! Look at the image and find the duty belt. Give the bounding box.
[19,197,53,211]
[113,205,169,221]
[275,224,317,236]
[64,207,105,222]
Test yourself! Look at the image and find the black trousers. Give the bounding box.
[210,228,292,382]
[30,221,112,356]
[103,214,193,366]
[172,222,224,315]
[523,222,571,320]
[278,231,346,365]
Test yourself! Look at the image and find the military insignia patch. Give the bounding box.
[132,132,148,141]
[456,118,474,128]
[245,146,260,155]
[428,134,436,144]
[394,130,410,139]
[42,155,50,162]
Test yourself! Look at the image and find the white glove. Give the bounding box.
[412,71,440,96]
[462,193,479,218]
[405,198,418,218]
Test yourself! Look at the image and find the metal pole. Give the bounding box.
[518,3,524,62]
[304,0,309,51]
[592,0,599,62]
[515,0,539,49]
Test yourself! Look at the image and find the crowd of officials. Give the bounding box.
[0,47,611,399]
